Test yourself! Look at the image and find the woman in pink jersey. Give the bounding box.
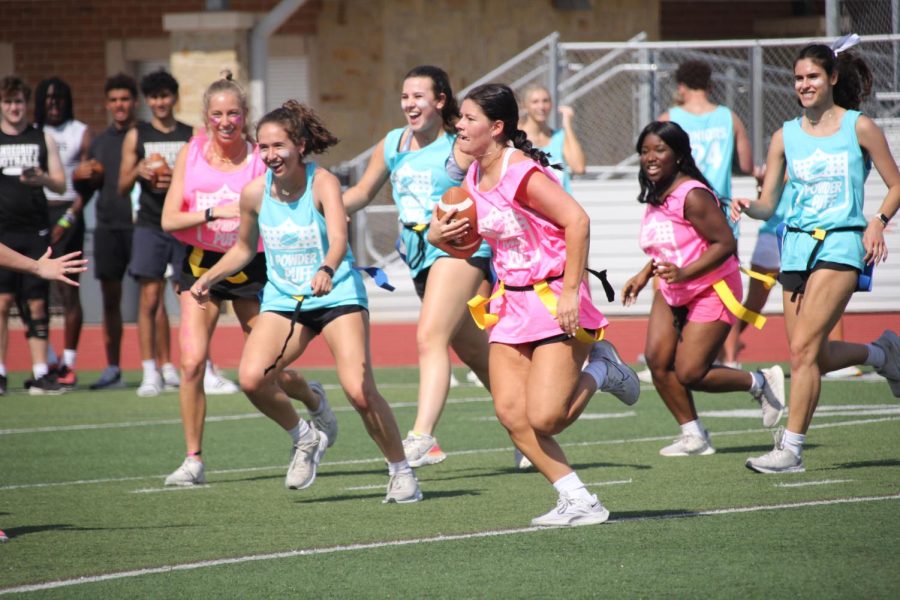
[623,121,785,459]
[429,83,639,527]
[161,74,335,487]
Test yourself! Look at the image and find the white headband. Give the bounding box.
[830,33,861,56]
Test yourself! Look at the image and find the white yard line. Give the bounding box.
[774,479,853,488]
[2,493,897,595]
[131,485,211,494]
[2,415,899,493]
[585,479,633,487]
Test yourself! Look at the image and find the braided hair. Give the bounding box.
[465,83,561,170]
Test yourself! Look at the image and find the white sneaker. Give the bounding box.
[137,371,163,397]
[383,471,423,503]
[530,492,610,527]
[514,448,533,470]
[466,369,485,387]
[746,429,805,474]
[161,363,180,390]
[164,457,206,486]
[637,368,653,384]
[752,366,786,428]
[307,381,337,448]
[588,340,640,405]
[402,432,447,468]
[659,431,715,457]
[824,365,863,379]
[872,330,900,397]
[204,366,239,395]
[448,371,460,388]
[286,425,328,490]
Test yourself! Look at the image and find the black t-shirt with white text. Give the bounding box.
[0,126,49,231]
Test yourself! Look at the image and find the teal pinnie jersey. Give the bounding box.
[537,129,572,193]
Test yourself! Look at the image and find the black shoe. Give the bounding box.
[29,373,63,396]
[0,374,6,395]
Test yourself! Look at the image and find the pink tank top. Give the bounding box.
[172,136,266,252]
[639,179,738,306]
[466,149,607,342]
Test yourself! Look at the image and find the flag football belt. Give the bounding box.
[396,222,429,270]
[785,225,867,301]
[189,247,248,284]
[263,266,395,375]
[466,268,614,344]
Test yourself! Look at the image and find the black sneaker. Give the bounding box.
[28,373,64,396]
[0,374,6,395]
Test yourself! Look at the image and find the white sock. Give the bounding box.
[287,419,312,444]
[142,359,158,378]
[0,364,6,377]
[583,360,609,390]
[63,349,77,368]
[680,419,706,438]
[749,371,764,394]
[781,429,805,457]
[33,363,49,379]
[552,471,594,503]
[388,460,413,476]
[864,344,886,369]
[162,362,176,371]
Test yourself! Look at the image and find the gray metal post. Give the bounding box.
[751,45,764,166]
[825,0,840,36]
[637,46,651,137]
[548,32,560,130]
[894,0,899,90]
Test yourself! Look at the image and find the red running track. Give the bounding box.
[6,312,898,372]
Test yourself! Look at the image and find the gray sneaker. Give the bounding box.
[659,431,715,457]
[587,341,640,406]
[514,448,533,470]
[90,366,125,390]
[746,428,805,474]
[286,425,328,490]
[531,493,610,527]
[751,366,786,428]
[402,432,446,467]
[164,457,206,486]
[383,471,423,504]
[872,330,900,397]
[308,381,337,448]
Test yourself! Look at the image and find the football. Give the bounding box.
[435,186,482,258]
[146,153,171,187]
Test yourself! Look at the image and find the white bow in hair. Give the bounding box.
[830,33,861,56]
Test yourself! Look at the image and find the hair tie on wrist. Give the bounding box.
[205,207,216,222]
[318,265,335,277]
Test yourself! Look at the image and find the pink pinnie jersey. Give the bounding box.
[639,179,739,306]
[172,135,266,252]
[465,149,608,344]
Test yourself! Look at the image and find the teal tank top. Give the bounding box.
[781,110,869,271]
[669,106,737,235]
[537,129,572,193]
[758,180,794,235]
[258,164,367,312]
[383,127,491,278]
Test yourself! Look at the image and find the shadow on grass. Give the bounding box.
[609,508,697,521]
[292,488,481,504]
[826,458,900,470]
[0,522,198,540]
[715,444,820,455]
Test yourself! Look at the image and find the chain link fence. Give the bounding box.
[344,32,900,266]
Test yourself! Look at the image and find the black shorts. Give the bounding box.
[268,304,367,335]
[93,227,133,281]
[778,261,859,295]
[0,229,51,300]
[413,255,493,300]
[179,246,266,301]
[527,329,598,348]
[128,226,186,280]
[48,205,85,273]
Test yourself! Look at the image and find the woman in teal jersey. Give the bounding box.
[189,101,421,503]
[343,65,492,468]
[518,84,586,194]
[733,38,900,473]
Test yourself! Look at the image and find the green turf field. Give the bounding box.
[1,366,898,597]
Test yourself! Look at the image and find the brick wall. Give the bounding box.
[0,0,320,134]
